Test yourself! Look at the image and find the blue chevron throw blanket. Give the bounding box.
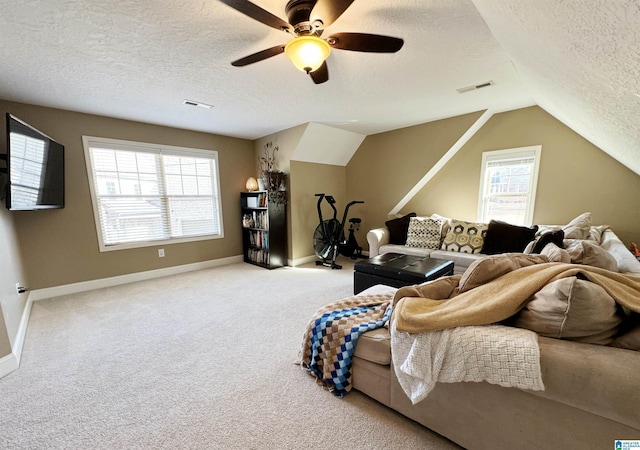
[300,292,394,397]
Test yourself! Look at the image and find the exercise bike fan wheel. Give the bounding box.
[313,219,344,267]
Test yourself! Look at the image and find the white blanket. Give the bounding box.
[391,321,545,404]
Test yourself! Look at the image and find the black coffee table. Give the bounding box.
[353,253,454,294]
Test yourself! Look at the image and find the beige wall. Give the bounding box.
[289,161,346,261]
[253,124,307,175]
[253,124,308,259]
[346,111,485,244]
[347,105,640,247]
[0,207,27,359]
[0,188,30,360]
[405,106,640,245]
[0,100,255,290]
[0,314,11,360]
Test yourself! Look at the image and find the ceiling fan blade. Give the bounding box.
[310,0,355,28]
[327,32,404,53]
[231,45,285,67]
[219,0,292,32]
[310,62,329,84]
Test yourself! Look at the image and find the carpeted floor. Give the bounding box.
[0,260,460,449]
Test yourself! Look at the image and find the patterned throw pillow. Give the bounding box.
[441,220,488,254]
[405,217,443,249]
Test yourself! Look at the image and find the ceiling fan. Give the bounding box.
[219,0,404,84]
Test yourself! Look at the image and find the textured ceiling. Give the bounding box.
[472,0,640,175]
[0,0,638,175]
[0,0,532,139]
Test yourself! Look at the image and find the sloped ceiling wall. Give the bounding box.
[473,0,640,176]
[291,123,365,166]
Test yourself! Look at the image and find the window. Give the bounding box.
[477,146,541,226]
[83,136,223,251]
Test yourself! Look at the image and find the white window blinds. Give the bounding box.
[83,137,223,251]
[478,146,541,225]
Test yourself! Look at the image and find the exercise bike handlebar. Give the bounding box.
[340,200,364,231]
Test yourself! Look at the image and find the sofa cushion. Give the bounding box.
[564,239,618,271]
[562,212,592,239]
[380,244,432,258]
[405,216,443,249]
[610,323,640,351]
[514,277,624,345]
[385,212,416,245]
[441,220,488,254]
[480,220,538,255]
[429,250,484,275]
[353,328,391,365]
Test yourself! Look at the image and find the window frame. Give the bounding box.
[477,145,542,226]
[82,136,224,252]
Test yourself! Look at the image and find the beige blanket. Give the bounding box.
[393,262,640,333]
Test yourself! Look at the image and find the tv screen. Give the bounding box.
[4,114,65,210]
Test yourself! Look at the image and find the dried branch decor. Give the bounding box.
[259,142,287,207]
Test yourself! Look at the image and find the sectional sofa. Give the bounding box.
[351,213,640,449]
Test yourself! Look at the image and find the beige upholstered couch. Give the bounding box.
[352,227,640,449]
[367,212,620,275]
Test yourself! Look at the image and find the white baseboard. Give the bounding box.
[29,255,243,301]
[288,251,369,268]
[0,352,18,379]
[12,293,33,364]
[288,255,318,267]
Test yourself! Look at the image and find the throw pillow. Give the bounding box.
[540,243,571,263]
[430,213,451,239]
[405,217,443,249]
[385,212,416,245]
[564,239,618,271]
[480,220,539,255]
[562,212,592,240]
[514,277,624,345]
[532,229,565,253]
[588,225,609,244]
[458,253,548,294]
[440,220,488,254]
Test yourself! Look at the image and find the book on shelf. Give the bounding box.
[251,210,268,229]
[247,248,270,265]
[248,230,269,248]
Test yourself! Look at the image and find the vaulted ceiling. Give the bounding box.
[0,0,638,175]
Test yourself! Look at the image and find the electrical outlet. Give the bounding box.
[158,248,165,257]
[15,282,26,294]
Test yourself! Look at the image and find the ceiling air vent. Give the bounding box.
[183,99,213,109]
[456,81,494,94]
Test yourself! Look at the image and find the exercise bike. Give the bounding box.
[313,193,364,269]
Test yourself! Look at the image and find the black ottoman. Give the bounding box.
[354,253,454,294]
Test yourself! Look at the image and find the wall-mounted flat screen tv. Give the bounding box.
[4,114,65,210]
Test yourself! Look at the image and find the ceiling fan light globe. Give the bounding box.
[284,36,331,73]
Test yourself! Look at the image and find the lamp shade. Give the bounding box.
[245,177,259,191]
[284,35,331,73]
